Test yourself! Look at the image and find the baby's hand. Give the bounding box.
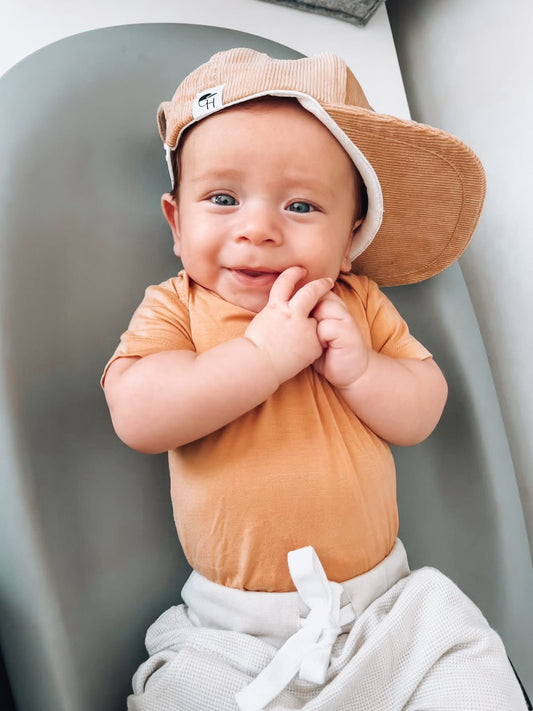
[245,267,333,384]
[312,291,369,388]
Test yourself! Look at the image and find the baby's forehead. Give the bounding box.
[183,95,312,134]
[179,96,354,160]
[176,98,363,195]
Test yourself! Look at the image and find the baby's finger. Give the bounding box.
[268,266,307,305]
[290,277,334,315]
[313,291,348,321]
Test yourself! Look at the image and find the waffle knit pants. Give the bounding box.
[127,540,527,710]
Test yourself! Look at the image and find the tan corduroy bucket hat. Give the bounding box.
[157,48,486,286]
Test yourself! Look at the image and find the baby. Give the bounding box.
[102,49,527,710]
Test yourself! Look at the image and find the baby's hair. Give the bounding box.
[169,96,368,224]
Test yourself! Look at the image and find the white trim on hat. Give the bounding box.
[294,93,383,262]
[165,89,384,262]
[164,143,174,186]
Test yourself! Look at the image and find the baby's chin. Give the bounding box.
[226,293,269,314]
[211,284,269,313]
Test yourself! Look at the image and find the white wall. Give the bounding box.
[388,0,533,555]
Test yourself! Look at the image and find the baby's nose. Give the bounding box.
[234,204,283,245]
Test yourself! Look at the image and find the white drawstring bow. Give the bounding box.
[235,546,355,711]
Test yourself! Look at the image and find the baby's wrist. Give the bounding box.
[241,336,283,391]
[333,350,372,393]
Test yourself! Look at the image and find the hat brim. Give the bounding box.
[326,104,486,286]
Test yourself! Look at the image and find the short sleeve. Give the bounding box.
[101,275,195,386]
[339,274,432,361]
[364,278,432,360]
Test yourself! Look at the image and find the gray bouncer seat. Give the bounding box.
[0,23,532,711]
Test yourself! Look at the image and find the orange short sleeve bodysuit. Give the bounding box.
[103,271,431,591]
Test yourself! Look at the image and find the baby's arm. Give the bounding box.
[313,292,448,446]
[104,267,332,453]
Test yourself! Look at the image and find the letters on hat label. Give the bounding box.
[193,84,225,120]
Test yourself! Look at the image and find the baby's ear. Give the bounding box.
[161,193,181,257]
[341,217,364,272]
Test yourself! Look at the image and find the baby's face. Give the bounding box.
[163,100,360,312]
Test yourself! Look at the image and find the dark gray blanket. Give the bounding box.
[255,0,386,26]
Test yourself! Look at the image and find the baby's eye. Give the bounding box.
[210,194,237,206]
[287,201,314,213]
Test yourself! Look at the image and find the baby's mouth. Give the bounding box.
[230,268,280,286]
[238,269,275,277]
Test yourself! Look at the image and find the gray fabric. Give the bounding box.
[254,0,386,26]
[127,567,527,710]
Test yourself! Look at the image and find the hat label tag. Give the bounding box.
[193,84,225,120]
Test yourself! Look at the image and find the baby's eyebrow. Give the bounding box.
[189,168,244,183]
[280,168,338,191]
[187,169,339,203]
